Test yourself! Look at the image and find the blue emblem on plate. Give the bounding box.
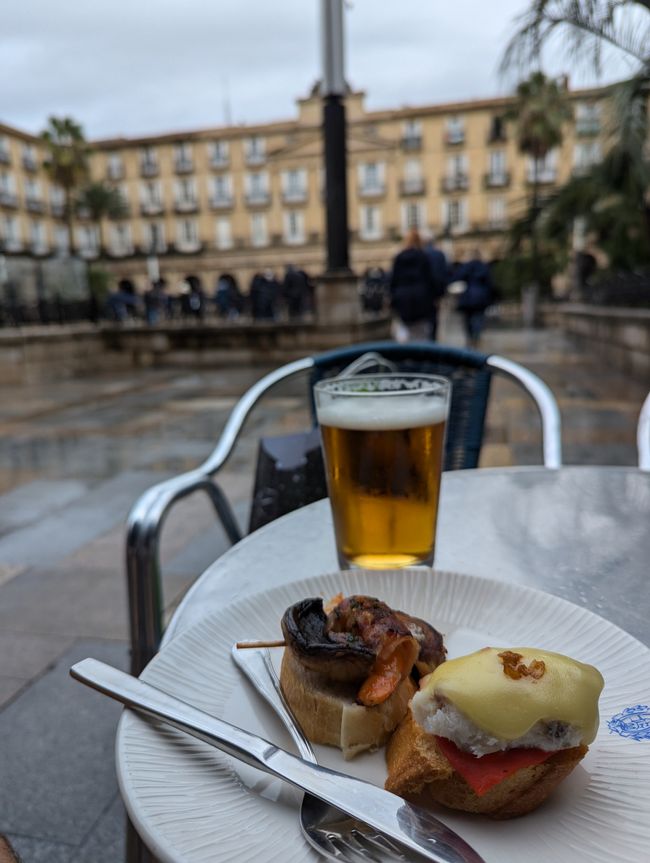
[608,705,650,740]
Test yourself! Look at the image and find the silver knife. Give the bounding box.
[71,658,485,863]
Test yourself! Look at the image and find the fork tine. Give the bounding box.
[326,832,380,861]
[350,828,409,861]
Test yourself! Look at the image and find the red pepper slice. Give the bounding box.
[435,736,554,796]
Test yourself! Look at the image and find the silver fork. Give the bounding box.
[232,645,482,862]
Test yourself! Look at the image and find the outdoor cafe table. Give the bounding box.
[117,465,650,862]
[164,465,650,648]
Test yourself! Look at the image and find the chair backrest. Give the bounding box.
[638,391,650,470]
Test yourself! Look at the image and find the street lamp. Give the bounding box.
[321,0,351,274]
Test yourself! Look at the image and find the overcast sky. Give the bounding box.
[1,0,632,141]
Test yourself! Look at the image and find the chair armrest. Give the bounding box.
[125,356,315,674]
[487,355,562,469]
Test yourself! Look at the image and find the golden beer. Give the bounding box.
[315,375,450,569]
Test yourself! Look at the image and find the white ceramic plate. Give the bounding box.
[117,570,650,863]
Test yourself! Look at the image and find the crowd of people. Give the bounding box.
[105,265,316,325]
[362,229,497,348]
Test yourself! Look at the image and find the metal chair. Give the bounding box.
[638,391,650,470]
[125,341,562,678]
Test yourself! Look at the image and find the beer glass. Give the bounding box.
[314,373,450,570]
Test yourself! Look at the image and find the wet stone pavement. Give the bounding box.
[0,319,646,862]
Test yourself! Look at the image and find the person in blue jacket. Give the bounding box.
[454,250,494,348]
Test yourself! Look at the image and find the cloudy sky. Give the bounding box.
[1,0,631,141]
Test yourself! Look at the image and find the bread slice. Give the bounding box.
[280,648,416,760]
[385,711,588,818]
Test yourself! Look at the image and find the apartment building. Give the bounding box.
[0,82,608,293]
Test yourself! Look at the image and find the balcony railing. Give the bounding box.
[174,159,194,174]
[483,171,510,189]
[174,198,199,214]
[245,151,266,166]
[440,173,469,192]
[399,178,426,196]
[401,136,422,151]
[140,162,159,178]
[175,239,203,254]
[445,130,465,146]
[22,154,38,172]
[31,242,49,256]
[282,188,308,204]
[245,190,271,207]
[108,244,135,257]
[209,194,234,210]
[359,229,384,242]
[140,241,167,255]
[26,198,46,214]
[210,154,230,169]
[3,238,23,252]
[526,171,557,185]
[0,191,18,208]
[485,218,508,231]
[50,202,65,218]
[358,183,386,199]
[140,201,164,216]
[79,246,100,260]
[0,149,10,166]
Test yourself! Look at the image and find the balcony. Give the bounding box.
[0,149,10,166]
[175,239,203,254]
[174,158,194,175]
[282,188,308,204]
[526,171,557,185]
[440,173,469,193]
[245,190,271,207]
[174,198,199,214]
[3,238,23,252]
[209,194,234,210]
[359,229,384,242]
[445,130,465,146]
[245,152,266,166]
[401,136,422,151]
[50,202,65,218]
[140,240,167,255]
[358,183,386,199]
[483,171,510,189]
[0,191,18,208]
[22,154,38,172]
[399,178,426,196]
[576,119,600,136]
[26,197,46,214]
[107,164,124,181]
[140,201,165,217]
[210,153,230,169]
[140,162,159,178]
[108,243,134,258]
[79,246,100,260]
[485,218,508,231]
[30,242,49,256]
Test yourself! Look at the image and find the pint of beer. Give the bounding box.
[314,374,450,570]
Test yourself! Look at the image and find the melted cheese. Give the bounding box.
[414,647,604,744]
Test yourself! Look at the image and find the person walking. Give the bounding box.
[388,228,437,342]
[282,264,308,320]
[422,234,449,340]
[454,250,494,348]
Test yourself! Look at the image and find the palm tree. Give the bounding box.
[40,116,89,255]
[505,72,572,293]
[76,181,129,257]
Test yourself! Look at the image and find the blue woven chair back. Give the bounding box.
[310,341,493,471]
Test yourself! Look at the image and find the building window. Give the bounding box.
[489,150,506,177]
[25,178,43,210]
[359,205,382,241]
[107,152,124,180]
[173,141,194,172]
[175,177,197,212]
[575,102,601,135]
[0,136,10,164]
[0,171,17,207]
[244,135,266,165]
[401,159,425,195]
[488,115,506,143]
[54,224,69,254]
[445,115,465,145]
[281,168,307,203]
[2,215,20,250]
[215,217,233,250]
[573,141,601,174]
[111,223,132,256]
[358,162,385,196]
[78,225,99,257]
[527,150,557,183]
[146,222,166,253]
[176,218,199,249]
[443,154,469,192]
[401,201,426,234]
[442,198,468,232]
[250,212,269,247]
[402,119,422,149]
[140,146,159,176]
[210,140,230,167]
[283,210,305,245]
[487,196,507,229]
[211,174,233,206]
[245,171,270,205]
[22,144,38,171]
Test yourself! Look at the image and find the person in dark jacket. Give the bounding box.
[389,228,437,342]
[454,250,494,348]
[422,235,449,340]
[250,269,279,320]
[282,264,308,319]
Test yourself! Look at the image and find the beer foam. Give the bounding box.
[317,394,447,430]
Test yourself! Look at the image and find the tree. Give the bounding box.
[40,116,89,255]
[76,181,129,257]
[505,72,572,293]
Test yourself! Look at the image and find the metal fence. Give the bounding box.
[0,255,91,325]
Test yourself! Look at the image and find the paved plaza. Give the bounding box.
[0,316,647,862]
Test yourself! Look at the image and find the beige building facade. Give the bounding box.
[0,82,608,294]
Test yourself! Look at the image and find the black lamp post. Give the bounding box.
[321,0,351,274]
